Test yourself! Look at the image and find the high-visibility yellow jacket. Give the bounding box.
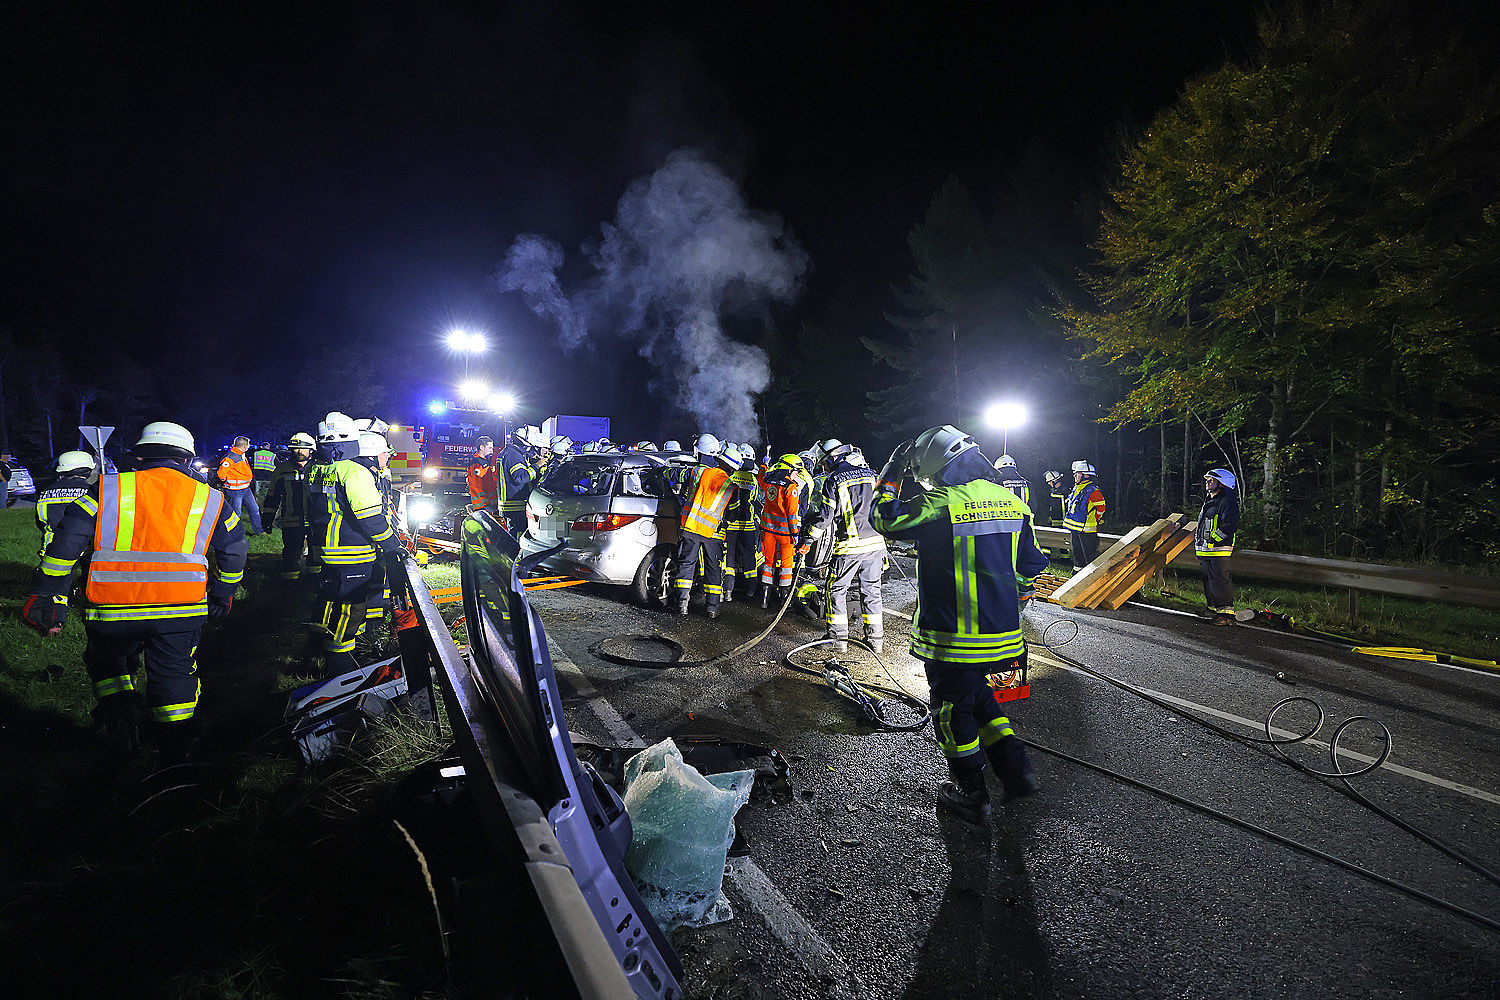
[680,465,734,538]
[1063,480,1106,532]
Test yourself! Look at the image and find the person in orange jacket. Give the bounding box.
[757,453,805,608]
[217,436,262,535]
[467,436,497,509]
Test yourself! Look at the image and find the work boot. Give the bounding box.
[152,719,203,766]
[722,586,733,604]
[742,581,758,602]
[676,602,690,616]
[937,771,992,826]
[90,693,142,756]
[986,735,1042,803]
[865,635,884,655]
[760,587,771,609]
[822,631,848,655]
[706,604,720,620]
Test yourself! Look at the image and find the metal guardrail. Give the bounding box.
[401,551,643,999]
[1033,525,1500,610]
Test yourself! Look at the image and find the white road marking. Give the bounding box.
[549,642,850,979]
[547,639,599,698]
[1029,650,1500,807]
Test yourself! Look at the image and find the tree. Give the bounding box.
[1065,1,1500,544]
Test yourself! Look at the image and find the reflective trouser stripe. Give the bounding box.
[151,678,200,722]
[936,702,982,759]
[93,675,135,698]
[979,715,1015,746]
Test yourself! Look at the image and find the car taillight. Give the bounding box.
[570,513,642,531]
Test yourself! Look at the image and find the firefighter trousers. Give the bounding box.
[823,550,884,641]
[317,563,381,674]
[1070,530,1098,568]
[724,528,760,596]
[674,531,724,610]
[501,507,526,538]
[760,530,796,589]
[84,622,202,724]
[925,659,1019,781]
[279,524,317,580]
[1199,555,1235,614]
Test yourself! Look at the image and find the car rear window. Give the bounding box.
[541,459,616,497]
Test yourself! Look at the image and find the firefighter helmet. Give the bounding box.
[1206,467,1237,489]
[663,439,682,452]
[694,433,722,458]
[911,425,978,486]
[718,448,744,471]
[1071,460,1097,476]
[738,442,757,461]
[358,431,390,458]
[778,453,805,470]
[55,450,96,475]
[1044,469,1063,486]
[550,435,573,456]
[136,421,196,455]
[317,412,358,443]
[995,454,1017,468]
[287,432,315,450]
[633,440,657,452]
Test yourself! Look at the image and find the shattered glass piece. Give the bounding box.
[622,738,754,931]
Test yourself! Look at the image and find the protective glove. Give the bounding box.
[384,549,409,581]
[796,541,811,557]
[21,594,67,636]
[879,439,916,486]
[208,596,233,621]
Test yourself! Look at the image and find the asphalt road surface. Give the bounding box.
[527,561,1500,1000]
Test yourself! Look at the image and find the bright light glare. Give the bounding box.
[427,400,448,415]
[446,328,488,353]
[422,467,441,481]
[489,390,517,415]
[985,401,1028,429]
[459,380,488,401]
[407,498,438,525]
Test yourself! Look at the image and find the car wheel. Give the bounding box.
[629,544,674,606]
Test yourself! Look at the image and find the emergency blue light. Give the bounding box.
[428,400,448,415]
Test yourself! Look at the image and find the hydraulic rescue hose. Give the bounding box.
[1032,617,1500,934]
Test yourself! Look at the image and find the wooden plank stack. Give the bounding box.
[1051,514,1198,610]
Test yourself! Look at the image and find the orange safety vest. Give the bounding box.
[86,468,223,607]
[218,448,253,491]
[681,465,734,537]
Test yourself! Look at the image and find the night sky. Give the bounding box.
[3,1,1266,440]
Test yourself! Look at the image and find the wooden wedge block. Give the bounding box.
[1098,517,1196,609]
[1052,521,1158,608]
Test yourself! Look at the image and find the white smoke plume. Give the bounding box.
[495,149,807,442]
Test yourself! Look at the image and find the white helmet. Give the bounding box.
[317,412,358,443]
[136,421,196,455]
[354,417,390,435]
[718,448,744,471]
[845,446,867,468]
[1206,467,1237,490]
[1044,469,1063,485]
[55,450,96,475]
[662,439,682,452]
[550,435,573,456]
[580,441,598,453]
[287,432,315,450]
[633,440,658,452]
[737,442,756,461]
[1071,460,1097,476]
[358,431,390,458]
[994,454,1017,468]
[694,433,722,459]
[911,424,979,486]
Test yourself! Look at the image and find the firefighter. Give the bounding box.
[1196,468,1241,625]
[802,444,886,653]
[758,454,805,608]
[992,454,1031,508]
[673,434,737,619]
[722,444,762,603]
[21,421,247,760]
[1043,470,1066,526]
[872,425,1048,824]
[1063,461,1106,568]
[36,451,97,557]
[251,440,278,505]
[793,439,841,618]
[663,440,693,491]
[498,425,544,536]
[467,436,497,510]
[262,432,318,580]
[217,436,263,535]
[307,412,404,676]
[357,430,399,641]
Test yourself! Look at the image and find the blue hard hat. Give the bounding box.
[1206,468,1237,489]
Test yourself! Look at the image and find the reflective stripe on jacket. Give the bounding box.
[873,477,1048,664]
[498,443,537,513]
[1195,488,1240,556]
[308,459,398,565]
[807,463,886,557]
[85,469,224,606]
[681,465,734,538]
[36,477,91,556]
[217,448,253,491]
[251,449,277,472]
[1062,480,1106,532]
[758,469,801,537]
[725,469,761,531]
[997,474,1030,509]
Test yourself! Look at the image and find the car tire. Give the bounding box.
[629,543,674,607]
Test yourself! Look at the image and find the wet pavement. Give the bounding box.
[530,564,1500,999]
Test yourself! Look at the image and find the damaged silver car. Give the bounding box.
[519,452,686,604]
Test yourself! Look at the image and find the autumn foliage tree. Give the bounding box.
[1066,1,1500,551]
